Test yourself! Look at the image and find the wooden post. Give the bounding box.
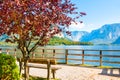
[14,49,16,58]
[52,70,55,79]
[6,49,9,55]
[32,52,35,58]
[0,48,2,53]
[100,50,102,66]
[65,49,68,64]
[19,58,22,75]
[53,49,55,58]
[42,49,45,58]
[47,59,51,80]
[82,50,84,65]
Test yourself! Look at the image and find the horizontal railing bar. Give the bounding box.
[68,54,100,57]
[84,60,99,62]
[68,54,82,56]
[39,48,66,50]
[54,58,66,60]
[40,53,120,57]
[102,50,120,52]
[55,53,65,54]
[67,58,81,61]
[103,55,120,58]
[39,48,120,51]
[35,53,65,54]
[84,54,100,56]
[103,61,120,64]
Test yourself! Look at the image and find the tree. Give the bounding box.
[0,0,86,79]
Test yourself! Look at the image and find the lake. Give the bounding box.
[44,45,120,50]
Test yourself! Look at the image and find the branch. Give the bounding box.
[29,37,41,53]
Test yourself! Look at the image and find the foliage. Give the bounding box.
[48,37,93,45]
[0,0,86,56]
[0,53,20,80]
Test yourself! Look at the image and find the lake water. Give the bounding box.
[45,45,120,50]
[44,45,120,68]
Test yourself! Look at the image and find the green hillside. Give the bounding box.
[0,37,93,47]
[48,37,93,45]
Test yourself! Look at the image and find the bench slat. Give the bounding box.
[17,58,56,64]
[27,63,61,70]
[28,58,56,64]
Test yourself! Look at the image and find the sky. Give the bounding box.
[68,0,120,32]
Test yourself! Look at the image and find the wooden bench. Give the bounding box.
[17,58,61,80]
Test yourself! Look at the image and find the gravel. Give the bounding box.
[28,64,120,80]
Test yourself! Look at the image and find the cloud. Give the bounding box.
[66,22,100,32]
[68,22,85,31]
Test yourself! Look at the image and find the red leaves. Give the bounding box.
[15,0,20,5]
[80,12,86,16]
[80,21,83,23]
[0,0,84,46]
[50,0,60,3]
[66,31,71,36]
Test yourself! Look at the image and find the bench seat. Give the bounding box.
[27,63,61,70]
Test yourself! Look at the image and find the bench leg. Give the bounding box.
[19,61,22,75]
[26,66,29,80]
[47,60,51,80]
[52,70,56,79]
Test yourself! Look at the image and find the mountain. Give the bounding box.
[1,23,120,45]
[64,31,89,41]
[80,23,120,44]
[112,37,120,44]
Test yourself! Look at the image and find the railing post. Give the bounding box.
[82,50,84,65]
[65,49,68,64]
[100,50,102,66]
[53,49,55,58]
[0,48,2,53]
[6,49,10,55]
[14,49,16,58]
[42,49,44,58]
[32,52,35,58]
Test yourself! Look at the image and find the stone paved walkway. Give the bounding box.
[29,65,120,80]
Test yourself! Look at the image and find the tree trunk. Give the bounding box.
[24,56,29,80]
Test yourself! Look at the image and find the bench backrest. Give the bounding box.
[17,58,56,65]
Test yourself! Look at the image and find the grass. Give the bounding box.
[79,64,94,67]
[80,64,113,68]
[97,66,113,68]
